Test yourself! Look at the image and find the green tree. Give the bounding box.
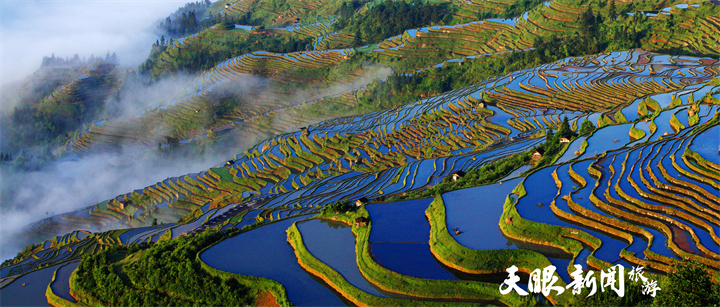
[557,115,575,139]
[545,127,554,141]
[653,260,720,307]
[609,0,617,20]
[353,30,363,46]
[579,119,596,136]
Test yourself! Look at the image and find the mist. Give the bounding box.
[0,63,394,260]
[0,9,395,259]
[0,144,248,261]
[0,0,191,86]
[105,72,199,119]
[0,73,266,260]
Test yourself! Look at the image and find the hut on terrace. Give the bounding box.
[355,197,369,207]
[449,170,466,182]
[532,148,545,161]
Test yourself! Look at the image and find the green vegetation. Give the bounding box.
[425,195,553,275]
[653,260,720,307]
[353,207,531,306]
[70,229,273,306]
[334,0,453,45]
[478,0,545,19]
[578,118,597,136]
[156,1,212,36]
[569,273,654,306]
[569,260,720,306]
[287,219,428,306]
[531,118,576,169]
[318,200,356,215]
[140,33,313,77]
[2,62,120,155]
[392,149,532,200]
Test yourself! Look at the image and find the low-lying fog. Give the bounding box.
[0,0,394,262]
[0,0,190,85]
[1,0,197,260]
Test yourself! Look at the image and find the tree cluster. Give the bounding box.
[571,260,720,307]
[140,33,312,77]
[157,1,211,37]
[0,152,13,162]
[320,200,356,215]
[578,119,597,136]
[2,62,118,158]
[73,229,254,306]
[531,116,576,168]
[476,0,545,20]
[41,52,118,68]
[337,0,366,19]
[335,0,452,46]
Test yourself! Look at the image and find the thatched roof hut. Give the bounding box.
[449,170,466,182]
[355,216,368,227]
[532,148,545,161]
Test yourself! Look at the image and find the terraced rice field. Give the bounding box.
[365,0,719,70]
[508,102,720,274]
[442,177,523,250]
[66,47,361,155]
[5,45,720,305]
[28,50,720,254]
[295,219,386,297]
[199,217,345,306]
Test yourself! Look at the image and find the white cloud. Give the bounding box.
[0,0,190,85]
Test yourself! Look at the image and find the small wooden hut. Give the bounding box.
[532,148,545,161]
[449,170,466,182]
[355,216,368,227]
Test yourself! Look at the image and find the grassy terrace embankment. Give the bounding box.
[287,210,533,306]
[353,207,528,306]
[500,177,600,263]
[30,52,720,276]
[425,195,552,275]
[424,193,577,303]
[287,219,424,306]
[45,262,84,307]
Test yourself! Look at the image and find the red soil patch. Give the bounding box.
[254,291,280,307]
[669,225,702,256]
[650,34,666,44]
